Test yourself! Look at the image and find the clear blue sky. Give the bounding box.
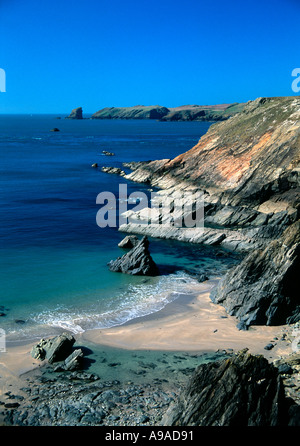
[0,0,299,113]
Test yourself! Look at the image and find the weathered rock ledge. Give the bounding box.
[162,349,300,426]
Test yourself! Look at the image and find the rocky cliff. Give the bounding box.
[91,105,169,120]
[162,349,297,426]
[90,103,245,121]
[161,102,246,121]
[112,96,300,328]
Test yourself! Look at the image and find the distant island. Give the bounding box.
[65,103,246,122]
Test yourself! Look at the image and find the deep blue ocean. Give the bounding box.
[0,115,239,342]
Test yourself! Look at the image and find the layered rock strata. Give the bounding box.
[162,349,297,426]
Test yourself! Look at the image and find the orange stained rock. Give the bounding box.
[215,132,273,186]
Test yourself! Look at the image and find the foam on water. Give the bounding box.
[30,271,204,334]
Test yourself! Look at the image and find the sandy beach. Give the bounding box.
[0,278,294,398]
[81,278,290,358]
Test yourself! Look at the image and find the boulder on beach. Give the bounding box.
[31,332,76,363]
[64,348,84,371]
[108,236,159,276]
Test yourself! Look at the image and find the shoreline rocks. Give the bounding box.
[31,333,84,371]
[2,344,299,427]
[210,220,300,328]
[162,349,299,426]
[101,166,126,176]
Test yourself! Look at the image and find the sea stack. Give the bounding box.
[65,107,83,119]
[108,236,159,276]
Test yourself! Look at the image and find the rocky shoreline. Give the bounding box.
[0,333,232,426]
[0,324,299,426]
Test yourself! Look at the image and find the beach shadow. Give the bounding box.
[74,345,96,370]
[156,263,184,275]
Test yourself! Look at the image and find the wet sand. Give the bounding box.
[81,279,289,359]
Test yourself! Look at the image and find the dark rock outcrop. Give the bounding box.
[108,236,159,276]
[162,350,290,426]
[65,107,83,119]
[211,220,300,327]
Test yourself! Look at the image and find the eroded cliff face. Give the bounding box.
[90,103,245,121]
[115,96,300,327]
[126,96,300,210]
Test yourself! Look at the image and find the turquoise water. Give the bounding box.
[0,116,239,341]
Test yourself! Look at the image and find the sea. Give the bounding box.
[0,115,240,345]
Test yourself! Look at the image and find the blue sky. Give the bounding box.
[0,0,299,113]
